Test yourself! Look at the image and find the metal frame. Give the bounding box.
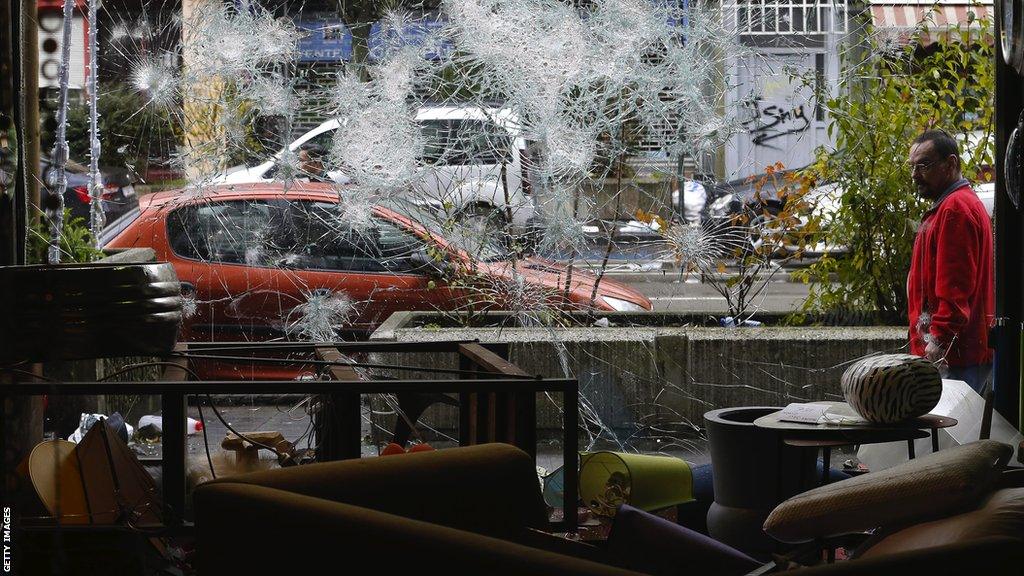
[994,0,1023,429]
[1,340,580,532]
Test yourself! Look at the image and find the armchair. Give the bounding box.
[193,442,1024,576]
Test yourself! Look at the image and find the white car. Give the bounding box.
[791,179,995,256]
[216,106,537,233]
[975,181,995,216]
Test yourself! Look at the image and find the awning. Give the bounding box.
[870,1,991,45]
[871,2,991,30]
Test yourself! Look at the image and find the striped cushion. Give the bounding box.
[841,354,942,423]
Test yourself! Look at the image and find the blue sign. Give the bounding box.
[296,18,357,62]
[295,15,451,63]
[295,6,691,64]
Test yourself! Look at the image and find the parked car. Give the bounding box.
[41,158,139,224]
[101,183,650,343]
[215,106,538,235]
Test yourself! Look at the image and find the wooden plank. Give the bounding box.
[487,392,497,442]
[488,344,517,446]
[4,378,576,395]
[314,347,363,460]
[183,340,475,353]
[458,343,530,377]
[314,347,362,381]
[458,353,477,446]
[162,342,190,381]
[160,342,189,527]
[464,340,520,444]
[563,381,579,533]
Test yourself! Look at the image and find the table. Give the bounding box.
[754,402,958,484]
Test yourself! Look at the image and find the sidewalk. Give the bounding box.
[558,259,814,284]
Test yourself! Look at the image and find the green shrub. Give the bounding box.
[27,209,104,264]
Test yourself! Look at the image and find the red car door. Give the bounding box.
[164,198,299,341]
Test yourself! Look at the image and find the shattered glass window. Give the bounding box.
[23,0,977,531]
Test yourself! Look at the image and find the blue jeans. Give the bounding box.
[945,363,993,394]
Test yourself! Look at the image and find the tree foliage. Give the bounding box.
[795,18,994,324]
[60,85,180,173]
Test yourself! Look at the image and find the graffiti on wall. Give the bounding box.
[740,96,811,146]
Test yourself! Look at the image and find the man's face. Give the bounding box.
[908,141,957,200]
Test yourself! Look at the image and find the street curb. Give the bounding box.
[602,271,810,283]
[555,259,822,283]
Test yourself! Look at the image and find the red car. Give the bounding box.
[103,183,651,343]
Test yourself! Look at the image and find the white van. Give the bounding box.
[216,106,537,234]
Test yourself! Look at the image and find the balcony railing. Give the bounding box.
[721,0,849,35]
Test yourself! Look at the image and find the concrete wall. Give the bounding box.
[369,317,907,444]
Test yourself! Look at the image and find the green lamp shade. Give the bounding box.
[579,451,694,517]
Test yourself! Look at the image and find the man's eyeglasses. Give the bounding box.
[908,157,944,174]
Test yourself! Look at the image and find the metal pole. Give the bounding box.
[86,0,104,237]
[23,0,39,230]
[46,0,75,264]
[993,2,1023,430]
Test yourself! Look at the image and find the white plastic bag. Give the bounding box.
[858,379,1023,471]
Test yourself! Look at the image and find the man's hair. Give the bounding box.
[913,129,959,160]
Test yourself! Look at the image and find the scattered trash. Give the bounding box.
[592,317,610,328]
[542,465,566,509]
[68,413,133,444]
[137,414,204,436]
[627,262,663,272]
[719,316,763,328]
[842,459,870,475]
[618,220,662,235]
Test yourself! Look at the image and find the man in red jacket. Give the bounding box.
[907,130,994,392]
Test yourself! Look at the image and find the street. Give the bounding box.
[620,272,812,313]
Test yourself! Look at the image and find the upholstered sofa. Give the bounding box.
[193,442,1024,575]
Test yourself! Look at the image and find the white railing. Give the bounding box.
[721,0,848,35]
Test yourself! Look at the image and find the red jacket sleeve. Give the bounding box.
[929,205,979,348]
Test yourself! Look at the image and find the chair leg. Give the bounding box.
[981,385,995,441]
[820,447,830,484]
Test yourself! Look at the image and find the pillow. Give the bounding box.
[763,440,1012,543]
[841,354,942,423]
[606,505,760,576]
[858,487,1024,558]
